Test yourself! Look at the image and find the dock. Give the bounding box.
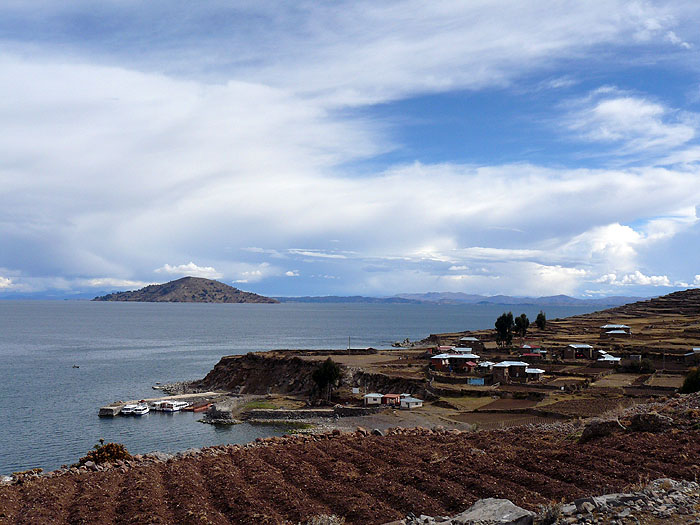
[98,391,227,417]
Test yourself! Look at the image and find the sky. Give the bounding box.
[2,1,700,298]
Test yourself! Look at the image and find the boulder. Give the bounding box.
[356,426,369,436]
[146,451,174,462]
[452,498,535,525]
[206,402,234,420]
[628,412,674,433]
[579,418,626,443]
[372,428,384,436]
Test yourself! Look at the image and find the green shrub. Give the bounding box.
[679,367,700,394]
[77,438,131,466]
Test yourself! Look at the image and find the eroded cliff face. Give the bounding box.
[192,352,429,397]
[192,353,317,394]
[351,371,427,397]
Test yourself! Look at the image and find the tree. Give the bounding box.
[679,367,700,394]
[312,357,342,401]
[535,310,546,330]
[514,313,530,340]
[495,312,514,348]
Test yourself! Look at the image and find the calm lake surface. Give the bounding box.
[0,300,598,474]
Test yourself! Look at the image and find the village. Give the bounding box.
[98,290,700,434]
[265,291,700,430]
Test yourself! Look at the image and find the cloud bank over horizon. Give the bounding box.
[2,1,700,298]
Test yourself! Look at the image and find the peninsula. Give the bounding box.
[92,276,278,303]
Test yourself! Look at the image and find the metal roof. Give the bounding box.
[605,330,628,334]
[478,361,495,367]
[494,360,529,367]
[568,344,593,349]
[363,393,383,398]
[401,397,422,403]
[600,324,630,329]
[525,368,545,374]
[433,353,480,359]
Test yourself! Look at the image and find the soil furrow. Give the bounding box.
[15,475,77,525]
[114,465,172,525]
[160,457,230,525]
[67,472,121,525]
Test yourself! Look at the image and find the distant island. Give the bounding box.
[92,277,278,303]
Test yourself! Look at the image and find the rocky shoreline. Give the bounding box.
[396,478,700,524]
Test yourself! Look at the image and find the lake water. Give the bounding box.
[0,300,597,474]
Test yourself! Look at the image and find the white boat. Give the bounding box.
[132,404,150,416]
[120,403,138,415]
[161,400,189,412]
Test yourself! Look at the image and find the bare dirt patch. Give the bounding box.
[646,374,684,388]
[591,373,644,388]
[477,398,539,411]
[450,412,562,428]
[538,397,636,418]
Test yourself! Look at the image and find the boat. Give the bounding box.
[120,404,138,415]
[161,401,189,412]
[132,404,150,416]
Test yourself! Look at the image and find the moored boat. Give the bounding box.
[120,404,138,415]
[161,400,189,412]
[132,404,150,416]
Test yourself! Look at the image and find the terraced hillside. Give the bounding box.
[2,395,699,525]
[434,288,700,356]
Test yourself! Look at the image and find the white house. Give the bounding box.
[400,396,423,409]
[363,393,383,406]
[525,368,545,381]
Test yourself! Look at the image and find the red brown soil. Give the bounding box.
[541,397,637,418]
[2,424,699,525]
[450,412,561,428]
[477,398,539,410]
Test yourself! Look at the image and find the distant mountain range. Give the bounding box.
[277,292,645,306]
[92,277,278,303]
[274,296,421,304]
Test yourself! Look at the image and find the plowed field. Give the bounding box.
[2,425,699,525]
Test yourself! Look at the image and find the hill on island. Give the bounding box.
[92,277,278,303]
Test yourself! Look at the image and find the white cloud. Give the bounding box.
[243,247,285,258]
[694,275,700,286]
[2,3,700,297]
[238,1,694,107]
[288,249,348,259]
[0,277,12,289]
[665,30,692,49]
[566,90,697,154]
[597,271,672,286]
[231,262,281,284]
[81,278,152,289]
[155,262,223,279]
[285,270,300,277]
